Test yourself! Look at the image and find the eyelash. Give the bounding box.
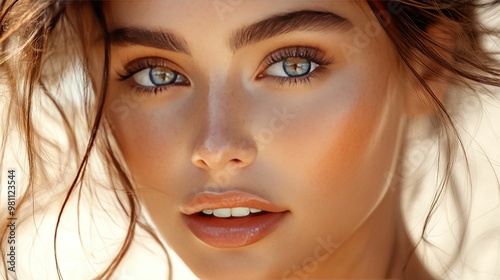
[116,57,187,95]
[259,46,333,86]
[116,46,332,95]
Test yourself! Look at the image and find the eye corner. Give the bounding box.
[255,72,266,80]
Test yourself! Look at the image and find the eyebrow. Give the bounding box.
[229,10,353,52]
[107,10,353,55]
[108,27,191,55]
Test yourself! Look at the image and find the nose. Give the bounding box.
[192,133,257,171]
[191,86,257,171]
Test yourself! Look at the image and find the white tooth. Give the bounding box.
[231,207,250,217]
[250,208,262,213]
[213,208,231,218]
[202,209,213,215]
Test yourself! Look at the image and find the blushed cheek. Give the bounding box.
[269,69,406,227]
[104,96,186,190]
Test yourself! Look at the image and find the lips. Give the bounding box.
[180,191,288,248]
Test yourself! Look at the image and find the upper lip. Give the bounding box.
[179,190,288,215]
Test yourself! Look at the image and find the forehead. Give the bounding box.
[103,1,371,32]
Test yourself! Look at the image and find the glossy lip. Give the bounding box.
[180,190,289,248]
[179,190,288,214]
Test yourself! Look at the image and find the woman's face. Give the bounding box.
[102,1,413,278]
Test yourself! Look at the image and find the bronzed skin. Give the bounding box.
[101,1,438,279]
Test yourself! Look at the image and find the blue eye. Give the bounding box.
[132,67,188,87]
[257,46,331,86]
[117,57,191,94]
[265,57,319,78]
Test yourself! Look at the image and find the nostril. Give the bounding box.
[231,158,242,164]
[226,158,245,169]
[191,141,257,171]
[193,158,209,169]
[192,157,244,171]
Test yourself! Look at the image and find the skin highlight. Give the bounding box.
[101,1,431,279]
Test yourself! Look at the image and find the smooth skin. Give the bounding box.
[100,1,438,279]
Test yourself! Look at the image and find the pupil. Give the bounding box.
[283,57,311,77]
[150,67,177,86]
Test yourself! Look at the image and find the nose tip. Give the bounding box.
[192,137,257,171]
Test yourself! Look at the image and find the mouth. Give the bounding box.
[180,191,289,248]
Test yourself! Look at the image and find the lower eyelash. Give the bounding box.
[269,72,319,87]
[115,71,172,96]
[131,84,171,96]
[116,57,187,95]
[116,47,328,94]
[260,46,332,87]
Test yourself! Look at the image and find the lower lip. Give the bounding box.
[182,212,287,248]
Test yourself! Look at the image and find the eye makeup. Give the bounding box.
[257,45,333,87]
[116,57,190,95]
[114,45,333,95]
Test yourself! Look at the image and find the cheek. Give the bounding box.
[266,68,406,238]
[104,91,191,192]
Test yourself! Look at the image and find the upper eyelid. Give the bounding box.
[262,46,332,68]
[124,57,177,71]
[116,46,330,82]
[117,57,185,80]
[257,46,332,77]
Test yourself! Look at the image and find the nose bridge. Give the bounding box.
[205,76,241,137]
[192,76,257,171]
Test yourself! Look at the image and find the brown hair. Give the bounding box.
[369,0,500,272]
[0,0,498,278]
